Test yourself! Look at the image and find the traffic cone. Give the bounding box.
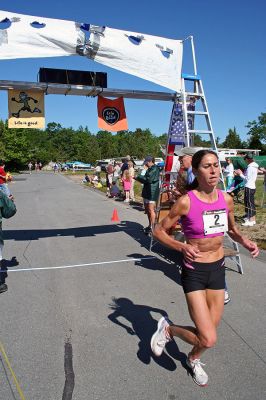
[111,208,120,222]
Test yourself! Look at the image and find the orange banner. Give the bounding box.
[97,96,128,132]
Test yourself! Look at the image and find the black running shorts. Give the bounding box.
[181,257,225,294]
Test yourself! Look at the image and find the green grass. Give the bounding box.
[233,179,266,221]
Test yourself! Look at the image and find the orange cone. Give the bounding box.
[111,208,120,222]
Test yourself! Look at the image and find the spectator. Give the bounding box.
[110,181,121,198]
[177,147,203,184]
[135,156,160,234]
[127,160,135,201]
[95,164,101,180]
[91,175,99,187]
[0,160,12,199]
[120,155,131,176]
[83,173,90,183]
[223,157,234,190]
[106,162,114,196]
[121,169,132,202]
[235,153,259,226]
[0,191,16,293]
[113,162,121,183]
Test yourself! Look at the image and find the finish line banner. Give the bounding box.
[97,96,128,132]
[8,90,45,129]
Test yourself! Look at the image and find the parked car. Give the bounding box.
[65,161,91,170]
[96,161,109,172]
[154,158,165,168]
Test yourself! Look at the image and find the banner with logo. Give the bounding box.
[97,96,128,132]
[8,90,45,129]
[0,10,183,92]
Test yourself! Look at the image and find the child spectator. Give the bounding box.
[83,173,90,183]
[122,169,132,202]
[110,181,121,198]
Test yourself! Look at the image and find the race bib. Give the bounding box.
[202,209,228,236]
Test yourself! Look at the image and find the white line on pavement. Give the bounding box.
[5,257,156,273]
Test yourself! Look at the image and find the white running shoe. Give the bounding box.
[186,357,208,386]
[241,220,256,227]
[150,316,171,356]
[224,290,231,305]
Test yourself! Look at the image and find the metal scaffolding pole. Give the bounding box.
[0,80,178,102]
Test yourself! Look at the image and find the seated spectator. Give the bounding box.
[91,175,99,187]
[94,181,103,189]
[110,181,121,198]
[83,173,90,183]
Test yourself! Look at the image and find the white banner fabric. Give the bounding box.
[91,27,183,92]
[0,10,183,92]
[0,10,83,59]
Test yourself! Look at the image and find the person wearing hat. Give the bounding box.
[235,153,259,226]
[177,147,203,185]
[135,156,160,234]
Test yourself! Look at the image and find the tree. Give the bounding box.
[222,127,242,148]
[246,113,266,154]
[193,134,211,147]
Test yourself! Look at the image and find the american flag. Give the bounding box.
[169,101,195,145]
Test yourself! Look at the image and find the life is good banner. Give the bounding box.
[8,90,45,129]
[97,96,128,132]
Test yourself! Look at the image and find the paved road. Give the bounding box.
[0,172,265,400]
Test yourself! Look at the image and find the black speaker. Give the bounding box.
[38,68,107,88]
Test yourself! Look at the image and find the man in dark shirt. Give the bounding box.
[135,156,160,234]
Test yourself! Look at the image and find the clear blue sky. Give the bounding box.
[0,0,265,141]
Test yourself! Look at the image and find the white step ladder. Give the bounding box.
[150,37,243,274]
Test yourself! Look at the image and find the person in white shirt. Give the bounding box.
[223,157,234,191]
[95,165,101,180]
[113,162,121,183]
[235,153,259,226]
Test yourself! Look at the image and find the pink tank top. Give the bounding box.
[180,190,229,239]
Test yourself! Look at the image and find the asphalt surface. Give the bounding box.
[0,172,265,400]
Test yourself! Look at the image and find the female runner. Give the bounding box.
[150,149,259,386]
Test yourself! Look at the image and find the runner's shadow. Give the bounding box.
[3,221,150,243]
[108,297,187,372]
[128,253,182,287]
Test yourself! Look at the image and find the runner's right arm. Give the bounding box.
[153,195,200,261]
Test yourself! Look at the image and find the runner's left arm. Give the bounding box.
[225,193,259,257]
